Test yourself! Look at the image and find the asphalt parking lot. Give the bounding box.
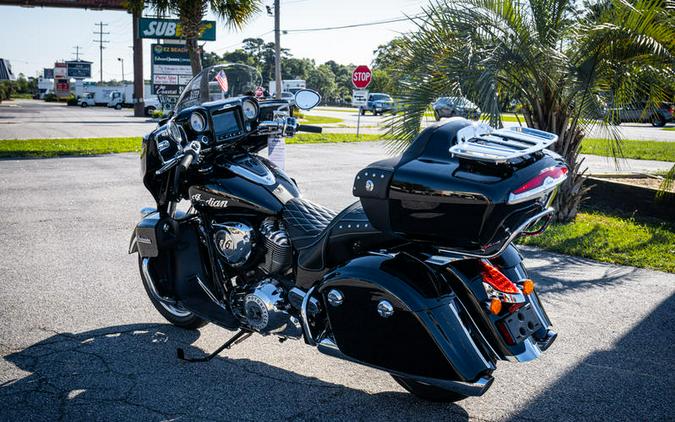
[1,143,673,421]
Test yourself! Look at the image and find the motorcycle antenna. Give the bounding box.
[176,328,252,363]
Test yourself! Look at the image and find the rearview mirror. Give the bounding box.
[294,89,321,110]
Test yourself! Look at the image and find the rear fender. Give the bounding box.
[444,244,556,361]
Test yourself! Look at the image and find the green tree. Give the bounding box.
[134,0,261,75]
[307,64,337,100]
[386,0,675,222]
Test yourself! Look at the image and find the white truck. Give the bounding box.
[268,80,306,96]
[76,84,153,109]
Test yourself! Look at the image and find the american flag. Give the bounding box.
[215,70,229,93]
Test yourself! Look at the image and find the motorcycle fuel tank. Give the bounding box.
[189,154,300,215]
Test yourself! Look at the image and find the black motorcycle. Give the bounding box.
[130,64,567,402]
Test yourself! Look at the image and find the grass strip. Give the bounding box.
[0,134,381,158]
[317,107,358,113]
[518,212,674,273]
[581,138,675,162]
[287,133,381,144]
[298,115,344,125]
[0,137,143,158]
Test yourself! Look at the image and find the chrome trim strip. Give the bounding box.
[224,159,276,186]
[508,337,542,363]
[195,276,229,311]
[438,207,555,259]
[301,285,318,346]
[317,338,494,396]
[507,174,567,204]
[141,258,177,306]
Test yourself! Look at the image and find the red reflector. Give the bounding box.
[480,261,520,294]
[513,166,568,195]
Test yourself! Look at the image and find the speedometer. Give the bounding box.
[190,111,206,132]
[242,99,258,120]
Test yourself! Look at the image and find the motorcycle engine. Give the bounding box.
[213,222,254,267]
[243,279,301,337]
[258,218,291,274]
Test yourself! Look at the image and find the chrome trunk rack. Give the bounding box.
[450,124,558,164]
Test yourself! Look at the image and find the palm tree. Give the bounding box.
[386,0,675,222]
[133,0,261,75]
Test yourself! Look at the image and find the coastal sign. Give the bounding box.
[139,18,216,41]
[151,44,192,107]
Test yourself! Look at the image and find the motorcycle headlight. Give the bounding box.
[189,111,206,132]
[242,99,258,120]
[168,119,183,145]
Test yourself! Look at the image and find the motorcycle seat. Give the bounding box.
[282,198,395,287]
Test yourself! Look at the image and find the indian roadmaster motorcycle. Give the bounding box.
[129,64,566,402]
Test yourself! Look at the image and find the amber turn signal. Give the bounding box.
[522,279,535,295]
[488,298,502,315]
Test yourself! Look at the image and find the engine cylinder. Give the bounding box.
[259,218,291,274]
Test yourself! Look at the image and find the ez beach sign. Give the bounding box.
[139,18,216,41]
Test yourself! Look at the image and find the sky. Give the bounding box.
[0,0,424,81]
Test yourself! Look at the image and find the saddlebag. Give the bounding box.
[316,253,495,386]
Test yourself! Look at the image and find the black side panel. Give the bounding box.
[171,221,240,330]
[319,254,493,382]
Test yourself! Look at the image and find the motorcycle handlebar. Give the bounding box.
[297,125,323,134]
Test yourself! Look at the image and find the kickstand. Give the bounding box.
[176,329,253,363]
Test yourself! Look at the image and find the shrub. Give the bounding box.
[44,93,58,102]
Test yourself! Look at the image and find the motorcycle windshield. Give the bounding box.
[174,64,262,113]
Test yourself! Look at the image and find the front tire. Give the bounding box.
[115,103,122,110]
[391,375,469,402]
[138,256,207,329]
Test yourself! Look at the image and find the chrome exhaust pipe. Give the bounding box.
[141,258,178,306]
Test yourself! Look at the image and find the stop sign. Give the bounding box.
[352,65,372,89]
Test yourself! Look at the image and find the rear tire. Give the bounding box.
[391,375,469,402]
[80,103,88,108]
[115,103,122,110]
[138,256,207,330]
[145,106,156,116]
[360,108,366,116]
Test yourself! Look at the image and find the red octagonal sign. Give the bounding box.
[352,65,372,89]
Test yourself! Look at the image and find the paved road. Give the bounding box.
[2,99,675,142]
[1,146,673,421]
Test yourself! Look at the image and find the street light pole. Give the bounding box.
[117,58,124,82]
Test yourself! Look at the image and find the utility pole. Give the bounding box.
[93,22,109,82]
[274,0,281,99]
[72,45,83,61]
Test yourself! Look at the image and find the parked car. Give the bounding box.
[144,97,161,116]
[432,97,481,121]
[281,91,296,107]
[360,93,395,115]
[607,102,673,127]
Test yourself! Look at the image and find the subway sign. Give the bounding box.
[139,18,216,41]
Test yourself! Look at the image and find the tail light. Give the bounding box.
[508,165,568,204]
[480,261,519,294]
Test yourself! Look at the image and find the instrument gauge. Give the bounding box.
[242,100,258,120]
[190,111,207,132]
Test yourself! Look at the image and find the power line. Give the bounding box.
[283,14,423,33]
[93,21,110,82]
